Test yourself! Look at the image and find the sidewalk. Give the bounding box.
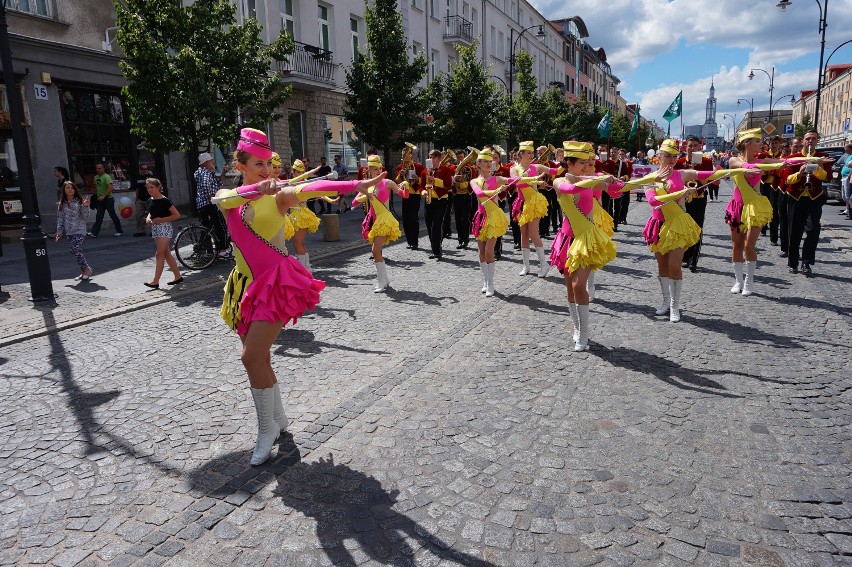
[0,207,375,347]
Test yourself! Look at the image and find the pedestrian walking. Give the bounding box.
[88,162,124,237]
[55,181,92,281]
[143,178,183,289]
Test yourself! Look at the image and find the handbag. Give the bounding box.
[89,194,98,210]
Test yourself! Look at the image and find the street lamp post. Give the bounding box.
[749,67,775,122]
[508,24,545,149]
[0,4,54,301]
[777,0,828,126]
[723,113,737,149]
[737,98,754,128]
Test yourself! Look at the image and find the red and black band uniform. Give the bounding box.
[496,162,515,255]
[421,164,455,259]
[755,150,784,247]
[539,160,563,238]
[595,158,619,224]
[782,152,829,271]
[613,158,633,227]
[453,163,476,248]
[674,154,712,270]
[397,161,426,249]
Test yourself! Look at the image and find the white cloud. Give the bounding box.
[527,0,852,128]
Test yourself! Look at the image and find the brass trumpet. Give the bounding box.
[424,150,453,204]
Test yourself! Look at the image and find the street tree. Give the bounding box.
[115,0,292,206]
[795,114,813,138]
[510,50,549,147]
[424,41,507,149]
[344,0,427,166]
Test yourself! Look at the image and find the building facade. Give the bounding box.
[792,64,852,147]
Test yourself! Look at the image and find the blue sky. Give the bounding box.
[530,0,852,131]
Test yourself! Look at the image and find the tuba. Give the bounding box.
[396,141,417,185]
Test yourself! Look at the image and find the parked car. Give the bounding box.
[818,146,847,203]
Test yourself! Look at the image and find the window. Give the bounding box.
[510,1,516,21]
[288,111,306,162]
[6,0,52,17]
[412,0,420,10]
[242,0,257,20]
[350,18,360,62]
[413,42,423,57]
[462,1,469,19]
[429,0,436,18]
[471,8,478,35]
[490,26,496,56]
[497,31,505,60]
[280,0,295,38]
[431,50,438,80]
[318,5,330,51]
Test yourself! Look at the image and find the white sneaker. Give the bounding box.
[114,233,122,237]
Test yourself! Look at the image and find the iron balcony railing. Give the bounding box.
[276,41,336,85]
[443,15,473,44]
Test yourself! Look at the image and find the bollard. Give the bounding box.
[322,214,340,242]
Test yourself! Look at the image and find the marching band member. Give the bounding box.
[782,129,832,276]
[421,149,455,260]
[612,149,633,229]
[643,139,731,321]
[758,135,784,245]
[675,135,712,272]
[289,158,322,270]
[452,148,477,249]
[352,154,407,292]
[492,146,512,260]
[396,143,426,250]
[551,142,618,352]
[215,127,385,465]
[511,141,557,277]
[595,144,618,225]
[778,137,803,258]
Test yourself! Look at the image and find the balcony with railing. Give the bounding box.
[443,15,474,46]
[274,41,336,90]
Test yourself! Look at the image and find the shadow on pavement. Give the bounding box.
[186,450,497,567]
[589,345,744,398]
[64,280,108,293]
[273,328,389,358]
[507,292,571,316]
[758,293,851,318]
[386,288,459,306]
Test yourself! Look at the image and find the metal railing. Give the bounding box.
[275,41,336,85]
[443,15,473,43]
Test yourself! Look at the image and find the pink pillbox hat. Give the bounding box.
[236,128,273,160]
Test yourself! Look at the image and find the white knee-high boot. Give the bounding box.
[480,262,488,293]
[568,303,580,343]
[731,262,744,293]
[669,279,683,322]
[249,387,279,466]
[272,382,288,434]
[536,247,549,277]
[485,262,496,297]
[587,271,597,301]
[742,261,755,296]
[575,304,590,351]
[296,253,311,271]
[656,276,671,315]
[374,261,388,292]
[519,248,530,275]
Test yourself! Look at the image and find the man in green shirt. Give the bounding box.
[88,162,124,237]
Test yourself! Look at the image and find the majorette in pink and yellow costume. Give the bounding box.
[218,128,361,336]
[510,141,559,277]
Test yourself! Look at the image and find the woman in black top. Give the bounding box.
[143,178,183,288]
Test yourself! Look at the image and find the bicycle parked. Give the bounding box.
[173,221,233,270]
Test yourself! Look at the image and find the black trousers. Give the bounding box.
[402,194,421,248]
[787,195,824,268]
[454,192,471,246]
[198,203,228,250]
[547,189,561,233]
[424,198,448,257]
[507,192,520,245]
[707,183,719,201]
[777,192,789,253]
[759,183,772,235]
[614,193,630,225]
[767,187,782,243]
[682,196,707,268]
[443,193,453,238]
[601,192,613,222]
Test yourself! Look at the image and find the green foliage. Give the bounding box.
[114,0,293,153]
[344,0,427,159]
[795,114,813,138]
[510,50,549,145]
[423,41,507,148]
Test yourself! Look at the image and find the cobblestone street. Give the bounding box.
[1,184,851,566]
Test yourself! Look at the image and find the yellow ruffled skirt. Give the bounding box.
[478,209,509,241]
[368,211,402,244]
[283,215,295,240]
[291,206,320,233]
[740,194,773,232]
[593,200,615,237]
[565,226,617,274]
[517,191,548,225]
[649,213,701,255]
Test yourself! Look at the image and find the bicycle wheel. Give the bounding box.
[174,225,216,270]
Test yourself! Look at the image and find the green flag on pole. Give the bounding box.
[597,110,611,139]
[662,91,682,123]
[628,105,640,141]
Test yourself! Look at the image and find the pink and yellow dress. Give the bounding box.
[471,176,510,241]
[643,171,701,255]
[725,163,774,233]
[591,187,617,237]
[510,164,549,225]
[358,180,402,244]
[551,182,616,274]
